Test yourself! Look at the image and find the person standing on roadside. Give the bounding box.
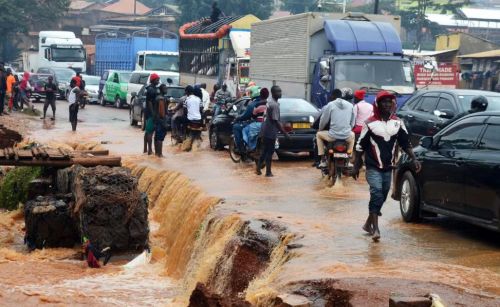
[256,85,289,177]
[41,75,58,120]
[68,79,82,131]
[12,74,20,110]
[0,66,6,115]
[352,91,421,242]
[144,74,160,155]
[154,84,168,157]
[6,69,15,113]
[200,83,210,113]
[19,72,32,110]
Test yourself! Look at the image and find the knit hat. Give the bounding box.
[354,90,366,100]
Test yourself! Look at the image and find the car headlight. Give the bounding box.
[309,115,315,123]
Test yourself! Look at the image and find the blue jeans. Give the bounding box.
[365,168,392,215]
[232,122,246,152]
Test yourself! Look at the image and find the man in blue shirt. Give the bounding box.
[232,89,264,155]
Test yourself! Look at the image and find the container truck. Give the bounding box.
[95,28,179,77]
[250,13,416,108]
[23,31,86,73]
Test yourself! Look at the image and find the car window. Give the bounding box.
[280,98,318,113]
[165,87,185,98]
[439,121,484,150]
[130,73,140,84]
[436,98,455,112]
[139,75,149,84]
[416,96,438,113]
[478,124,500,150]
[119,72,132,82]
[401,95,421,110]
[113,73,119,83]
[102,71,109,81]
[458,95,500,111]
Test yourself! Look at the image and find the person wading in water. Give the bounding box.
[352,91,421,242]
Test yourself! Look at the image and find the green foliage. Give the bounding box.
[176,0,274,25]
[0,167,42,210]
[0,0,70,63]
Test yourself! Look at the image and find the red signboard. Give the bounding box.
[414,63,459,89]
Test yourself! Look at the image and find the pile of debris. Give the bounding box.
[24,165,149,252]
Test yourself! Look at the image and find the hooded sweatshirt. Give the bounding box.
[318,98,355,140]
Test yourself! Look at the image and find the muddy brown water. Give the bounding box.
[0,102,498,305]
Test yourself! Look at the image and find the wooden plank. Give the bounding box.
[40,148,49,160]
[75,150,110,156]
[17,150,34,160]
[45,148,68,160]
[13,148,19,161]
[6,148,15,159]
[0,149,5,159]
[58,148,70,159]
[0,156,121,167]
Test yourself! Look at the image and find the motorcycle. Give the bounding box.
[320,140,351,186]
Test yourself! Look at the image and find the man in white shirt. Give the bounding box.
[183,85,202,122]
[200,83,211,112]
[67,79,82,131]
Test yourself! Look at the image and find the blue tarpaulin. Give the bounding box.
[324,20,402,54]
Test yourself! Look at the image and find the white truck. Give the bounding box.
[24,31,86,73]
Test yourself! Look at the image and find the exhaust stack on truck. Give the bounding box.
[250,13,415,108]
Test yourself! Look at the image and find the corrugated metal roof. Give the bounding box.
[458,49,500,58]
[100,0,151,15]
[427,13,500,29]
[70,0,93,10]
[459,8,500,21]
[185,16,244,34]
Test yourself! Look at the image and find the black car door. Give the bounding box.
[463,116,500,223]
[410,94,440,138]
[420,116,486,213]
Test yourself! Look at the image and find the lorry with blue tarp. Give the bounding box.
[250,13,416,109]
[95,28,179,77]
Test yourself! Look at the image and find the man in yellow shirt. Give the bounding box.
[6,69,16,112]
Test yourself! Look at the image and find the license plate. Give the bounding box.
[333,153,349,158]
[292,122,310,129]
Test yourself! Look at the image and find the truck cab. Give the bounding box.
[136,51,179,72]
[38,31,86,73]
[312,20,415,109]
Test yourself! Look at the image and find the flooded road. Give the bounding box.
[4,100,500,304]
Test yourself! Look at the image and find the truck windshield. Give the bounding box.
[334,60,414,94]
[145,55,179,72]
[51,48,85,62]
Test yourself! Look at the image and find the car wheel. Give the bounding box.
[114,97,121,109]
[399,171,420,222]
[209,128,222,150]
[99,95,106,106]
[130,108,137,126]
[141,112,146,131]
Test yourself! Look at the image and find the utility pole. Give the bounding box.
[374,0,379,14]
[134,0,137,16]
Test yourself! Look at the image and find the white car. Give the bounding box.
[81,75,100,103]
[126,70,180,106]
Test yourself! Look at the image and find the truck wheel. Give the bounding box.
[130,109,137,126]
[114,97,121,109]
[399,171,421,222]
[99,95,106,106]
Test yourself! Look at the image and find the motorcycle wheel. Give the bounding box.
[328,157,337,187]
[229,138,242,163]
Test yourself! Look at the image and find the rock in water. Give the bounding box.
[71,166,149,252]
[24,195,78,249]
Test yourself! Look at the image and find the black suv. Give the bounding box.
[397,90,500,145]
[393,111,500,232]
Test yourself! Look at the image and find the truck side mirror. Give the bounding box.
[420,136,433,149]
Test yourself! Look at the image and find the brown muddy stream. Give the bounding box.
[0,103,498,305]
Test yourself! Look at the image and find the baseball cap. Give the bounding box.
[150,73,160,82]
[376,90,396,102]
[354,90,366,100]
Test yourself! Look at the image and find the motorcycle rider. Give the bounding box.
[242,88,269,152]
[352,91,421,242]
[438,95,488,129]
[232,87,266,156]
[144,73,161,155]
[316,89,355,168]
[213,84,232,116]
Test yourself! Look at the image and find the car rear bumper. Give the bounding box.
[277,133,315,153]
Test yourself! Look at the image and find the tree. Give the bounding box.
[0,0,70,63]
[176,0,275,25]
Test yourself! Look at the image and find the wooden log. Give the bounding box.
[40,148,49,160]
[58,148,70,159]
[0,156,121,167]
[17,150,34,160]
[74,150,110,156]
[13,148,19,161]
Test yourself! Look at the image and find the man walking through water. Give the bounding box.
[352,91,421,242]
[41,76,58,120]
[256,85,289,177]
[144,73,160,155]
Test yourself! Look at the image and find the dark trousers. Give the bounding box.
[69,103,79,131]
[43,97,56,117]
[0,91,5,114]
[258,137,275,175]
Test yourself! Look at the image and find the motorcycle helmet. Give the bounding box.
[470,95,488,112]
[340,87,353,101]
